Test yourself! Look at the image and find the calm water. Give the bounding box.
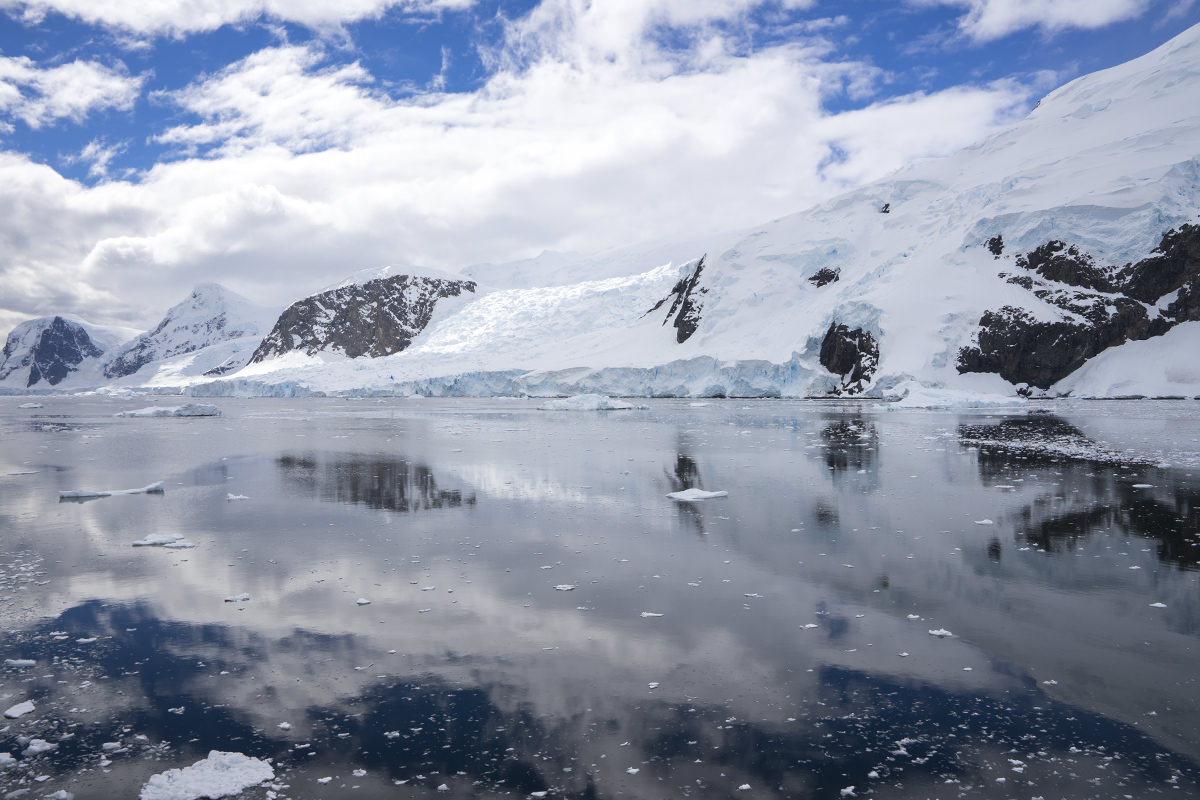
[1,397,1198,799]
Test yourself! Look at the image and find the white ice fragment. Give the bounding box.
[139,751,274,800]
[841,787,856,797]
[737,785,751,791]
[639,612,664,618]
[801,623,818,629]
[17,402,43,409]
[277,723,291,731]
[906,614,921,620]
[316,777,333,785]
[625,768,639,775]
[61,481,165,499]
[168,707,185,715]
[1131,484,1154,488]
[225,494,249,501]
[353,769,366,778]
[928,629,953,638]
[973,519,995,525]
[648,682,660,689]
[898,652,910,657]
[0,753,13,767]
[223,594,250,603]
[4,659,35,667]
[356,598,371,605]
[666,488,728,501]
[22,739,56,757]
[116,404,221,418]
[4,700,34,718]
[437,784,449,792]
[1149,602,1167,608]
[1042,679,1058,685]
[132,534,185,548]
[554,585,576,591]
[76,637,97,644]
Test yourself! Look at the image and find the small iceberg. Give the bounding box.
[139,751,274,800]
[17,402,43,409]
[132,533,195,549]
[117,403,221,418]
[224,593,250,603]
[4,700,34,718]
[537,394,636,411]
[928,628,954,638]
[60,481,165,501]
[667,488,728,501]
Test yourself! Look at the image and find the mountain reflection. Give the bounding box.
[959,415,1200,570]
[277,453,475,512]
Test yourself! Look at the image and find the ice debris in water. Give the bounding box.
[4,659,35,667]
[640,612,664,618]
[666,488,728,501]
[132,534,193,548]
[537,394,636,411]
[116,403,221,418]
[4,700,34,718]
[973,519,995,525]
[1150,602,1168,608]
[224,593,250,603]
[356,598,371,605]
[139,751,274,800]
[554,584,576,591]
[928,628,954,638]
[225,493,249,501]
[17,402,42,408]
[60,481,165,499]
[22,739,56,756]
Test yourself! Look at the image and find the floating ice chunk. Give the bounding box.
[353,769,366,778]
[840,787,856,797]
[317,777,332,784]
[666,488,728,501]
[76,637,97,644]
[626,768,639,775]
[139,751,274,800]
[116,404,221,418]
[45,792,73,800]
[928,629,953,638]
[554,585,576,591]
[906,614,921,620]
[225,494,249,501]
[132,534,185,547]
[168,707,185,715]
[737,785,751,791]
[437,784,449,791]
[223,593,250,603]
[4,700,34,718]
[801,623,818,629]
[639,612,664,618]
[22,739,56,757]
[537,394,635,411]
[277,722,291,731]
[648,682,660,689]
[973,519,995,525]
[356,598,371,605]
[1149,602,1167,608]
[61,481,165,500]
[0,753,15,766]
[4,659,35,667]
[1042,679,1058,685]
[1131,484,1154,488]
[17,403,43,409]
[898,652,910,657]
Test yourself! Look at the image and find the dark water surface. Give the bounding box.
[1,397,1198,799]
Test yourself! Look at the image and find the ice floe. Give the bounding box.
[132,534,194,548]
[4,700,34,718]
[553,584,575,591]
[116,403,221,418]
[928,628,954,638]
[666,488,728,501]
[225,493,249,501]
[139,751,274,800]
[60,481,165,500]
[356,598,371,605]
[17,402,42,409]
[4,659,35,667]
[223,593,250,603]
[537,394,636,411]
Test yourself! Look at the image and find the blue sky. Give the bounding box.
[0,0,1198,331]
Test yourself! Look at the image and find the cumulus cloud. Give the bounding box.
[915,0,1154,42]
[0,0,1037,331]
[0,0,476,38]
[0,56,144,127]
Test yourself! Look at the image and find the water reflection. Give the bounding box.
[960,415,1200,570]
[277,453,476,512]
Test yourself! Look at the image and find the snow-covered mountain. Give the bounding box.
[0,316,139,389]
[5,24,1200,399]
[102,284,278,384]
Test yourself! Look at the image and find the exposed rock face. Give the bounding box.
[808,267,841,287]
[986,235,1004,258]
[0,317,104,387]
[250,275,476,362]
[647,256,707,344]
[958,224,1200,389]
[819,323,879,394]
[104,284,271,379]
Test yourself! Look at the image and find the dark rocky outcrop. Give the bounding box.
[646,256,707,344]
[0,316,104,387]
[808,267,841,288]
[819,323,879,395]
[250,275,476,362]
[986,235,1004,258]
[958,223,1200,389]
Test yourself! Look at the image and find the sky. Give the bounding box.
[0,0,1198,335]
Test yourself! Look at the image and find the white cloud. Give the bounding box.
[0,56,144,127]
[915,0,1154,42]
[0,0,1036,332]
[1,0,476,38]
